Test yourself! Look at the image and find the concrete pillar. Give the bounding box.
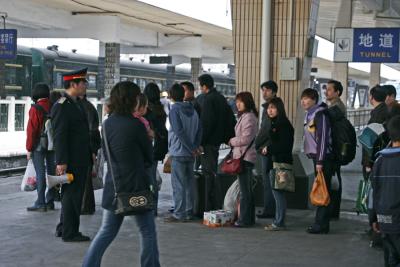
[166,65,175,90]
[97,42,106,99]
[0,60,5,98]
[104,43,120,98]
[332,0,352,107]
[190,57,202,93]
[231,0,263,103]
[369,63,381,88]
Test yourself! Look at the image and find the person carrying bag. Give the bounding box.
[82,81,160,267]
[261,98,294,232]
[227,92,258,228]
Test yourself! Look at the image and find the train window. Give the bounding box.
[14,104,25,131]
[5,67,17,85]
[55,72,63,89]
[88,75,96,89]
[0,104,8,132]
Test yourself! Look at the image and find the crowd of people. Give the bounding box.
[25,68,400,266]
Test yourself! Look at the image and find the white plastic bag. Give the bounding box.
[223,179,240,218]
[21,159,37,192]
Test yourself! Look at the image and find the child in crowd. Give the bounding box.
[133,93,154,140]
[371,115,400,266]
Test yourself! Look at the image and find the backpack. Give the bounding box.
[222,100,236,144]
[325,106,357,166]
[33,104,54,151]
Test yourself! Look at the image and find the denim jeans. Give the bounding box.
[237,161,255,225]
[269,170,286,227]
[171,156,195,220]
[146,161,159,214]
[261,155,275,215]
[32,150,56,207]
[82,209,160,267]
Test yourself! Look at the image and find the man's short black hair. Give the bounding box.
[180,81,195,92]
[169,83,185,102]
[260,80,278,93]
[387,115,400,142]
[301,88,319,103]
[370,85,387,103]
[327,79,343,97]
[63,78,87,90]
[382,84,397,98]
[198,74,214,89]
[32,83,50,102]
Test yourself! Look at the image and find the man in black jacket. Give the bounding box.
[198,74,235,211]
[52,68,91,242]
[362,85,389,176]
[255,80,278,218]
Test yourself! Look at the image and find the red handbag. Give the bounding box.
[221,139,254,175]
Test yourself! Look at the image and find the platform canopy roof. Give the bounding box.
[2,0,400,68]
[1,0,233,63]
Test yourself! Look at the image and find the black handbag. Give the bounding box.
[102,123,155,216]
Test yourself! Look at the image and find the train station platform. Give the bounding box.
[0,165,382,267]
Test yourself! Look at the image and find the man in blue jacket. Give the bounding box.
[372,115,400,266]
[165,84,202,222]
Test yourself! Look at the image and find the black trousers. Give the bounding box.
[81,164,95,213]
[57,166,88,239]
[313,159,335,231]
[383,233,400,267]
[201,145,222,211]
[330,164,342,219]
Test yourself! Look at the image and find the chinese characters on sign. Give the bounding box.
[334,28,400,63]
[0,29,17,60]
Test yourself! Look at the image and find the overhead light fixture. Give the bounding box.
[164,33,202,37]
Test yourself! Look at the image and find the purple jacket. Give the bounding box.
[229,112,258,164]
[303,103,332,164]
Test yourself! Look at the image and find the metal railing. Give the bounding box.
[347,108,372,130]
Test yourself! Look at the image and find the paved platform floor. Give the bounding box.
[0,167,383,267]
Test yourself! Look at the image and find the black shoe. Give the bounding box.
[62,233,90,242]
[27,206,47,212]
[306,225,329,234]
[46,203,55,210]
[256,213,274,219]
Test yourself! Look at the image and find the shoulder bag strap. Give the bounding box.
[101,122,118,196]
[239,138,255,159]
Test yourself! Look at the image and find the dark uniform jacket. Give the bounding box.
[372,147,400,234]
[101,114,153,211]
[268,117,294,164]
[201,88,236,146]
[51,94,91,168]
[81,97,101,155]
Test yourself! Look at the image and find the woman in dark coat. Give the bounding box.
[262,97,294,231]
[144,83,168,214]
[82,81,160,267]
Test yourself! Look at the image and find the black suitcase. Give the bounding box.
[193,170,206,218]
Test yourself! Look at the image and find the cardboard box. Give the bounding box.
[203,210,234,228]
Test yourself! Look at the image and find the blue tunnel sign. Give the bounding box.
[0,29,17,60]
[334,28,400,63]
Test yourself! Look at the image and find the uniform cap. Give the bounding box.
[63,68,88,82]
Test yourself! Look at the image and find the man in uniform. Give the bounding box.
[52,68,91,242]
